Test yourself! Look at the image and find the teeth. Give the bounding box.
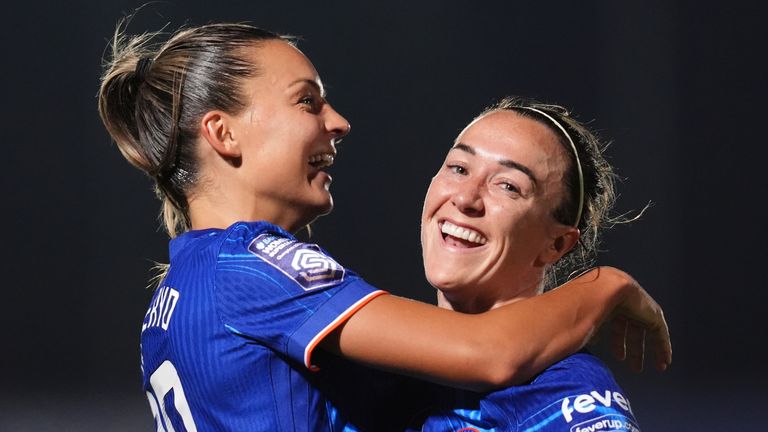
[441,221,487,245]
[308,153,335,168]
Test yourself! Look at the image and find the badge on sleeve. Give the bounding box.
[248,233,346,290]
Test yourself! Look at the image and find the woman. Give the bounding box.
[98,22,670,430]
[415,97,650,430]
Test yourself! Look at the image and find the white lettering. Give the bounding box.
[561,398,575,423]
[560,389,632,423]
[613,391,630,412]
[574,418,634,432]
[153,288,168,327]
[143,293,160,331]
[264,237,292,257]
[160,289,179,330]
[574,394,596,414]
[142,287,181,332]
[591,390,612,407]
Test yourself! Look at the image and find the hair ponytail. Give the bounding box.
[98,21,158,173]
[98,19,285,238]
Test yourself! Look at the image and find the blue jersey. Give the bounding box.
[139,221,386,431]
[419,352,639,432]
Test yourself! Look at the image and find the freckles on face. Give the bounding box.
[420,111,569,297]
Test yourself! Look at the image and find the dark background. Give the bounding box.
[1,0,765,429]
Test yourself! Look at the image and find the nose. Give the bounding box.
[451,179,485,216]
[325,104,351,140]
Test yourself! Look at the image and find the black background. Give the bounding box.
[1,1,765,429]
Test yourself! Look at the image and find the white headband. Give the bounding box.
[518,106,585,227]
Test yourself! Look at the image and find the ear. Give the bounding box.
[536,225,580,266]
[199,111,241,158]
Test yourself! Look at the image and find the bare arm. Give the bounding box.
[321,266,670,392]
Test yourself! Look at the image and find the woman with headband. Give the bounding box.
[411,97,646,430]
[98,22,669,430]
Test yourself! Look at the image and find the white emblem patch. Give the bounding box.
[249,233,345,290]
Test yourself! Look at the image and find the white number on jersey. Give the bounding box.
[147,360,197,432]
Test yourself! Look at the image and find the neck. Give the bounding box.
[187,189,311,233]
[436,275,545,314]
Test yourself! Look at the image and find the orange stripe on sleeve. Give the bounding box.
[304,290,389,371]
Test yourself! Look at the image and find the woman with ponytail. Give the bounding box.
[98,20,670,431]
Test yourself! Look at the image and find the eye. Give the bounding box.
[448,164,467,175]
[298,94,321,113]
[500,182,520,194]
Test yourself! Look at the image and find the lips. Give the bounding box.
[307,151,336,187]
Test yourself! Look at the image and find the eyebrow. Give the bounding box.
[288,78,326,98]
[451,143,538,186]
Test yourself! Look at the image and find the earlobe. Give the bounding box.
[200,111,241,158]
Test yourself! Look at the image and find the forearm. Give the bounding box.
[324,267,633,391]
[479,267,630,386]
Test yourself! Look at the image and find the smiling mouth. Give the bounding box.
[308,153,335,169]
[440,221,487,247]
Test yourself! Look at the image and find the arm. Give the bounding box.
[322,266,670,392]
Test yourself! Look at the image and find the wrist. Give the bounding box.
[575,266,633,311]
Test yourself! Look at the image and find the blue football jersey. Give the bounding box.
[140,221,386,431]
[419,352,640,432]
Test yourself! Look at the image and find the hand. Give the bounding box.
[601,267,672,373]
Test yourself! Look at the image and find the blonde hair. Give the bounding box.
[98,19,288,237]
[99,19,290,286]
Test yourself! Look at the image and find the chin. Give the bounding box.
[317,200,333,216]
[425,269,466,292]
[308,194,334,216]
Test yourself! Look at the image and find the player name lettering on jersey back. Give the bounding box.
[142,286,180,332]
[561,390,633,423]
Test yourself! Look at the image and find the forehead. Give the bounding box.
[247,40,322,90]
[455,110,569,188]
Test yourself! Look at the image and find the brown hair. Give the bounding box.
[480,96,627,291]
[98,19,288,237]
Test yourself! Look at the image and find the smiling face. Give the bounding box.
[421,110,578,312]
[228,40,350,231]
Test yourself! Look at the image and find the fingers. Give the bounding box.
[650,315,672,372]
[609,316,628,362]
[625,320,646,373]
[611,313,672,373]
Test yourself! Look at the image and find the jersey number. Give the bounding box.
[147,360,198,432]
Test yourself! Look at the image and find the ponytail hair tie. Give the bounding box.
[135,56,154,82]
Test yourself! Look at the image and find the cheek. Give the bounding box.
[422,176,451,216]
[501,213,553,262]
[490,204,541,245]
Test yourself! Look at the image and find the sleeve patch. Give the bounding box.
[248,233,345,291]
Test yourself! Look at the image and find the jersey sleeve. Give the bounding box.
[420,353,641,431]
[214,224,387,370]
[504,353,641,431]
